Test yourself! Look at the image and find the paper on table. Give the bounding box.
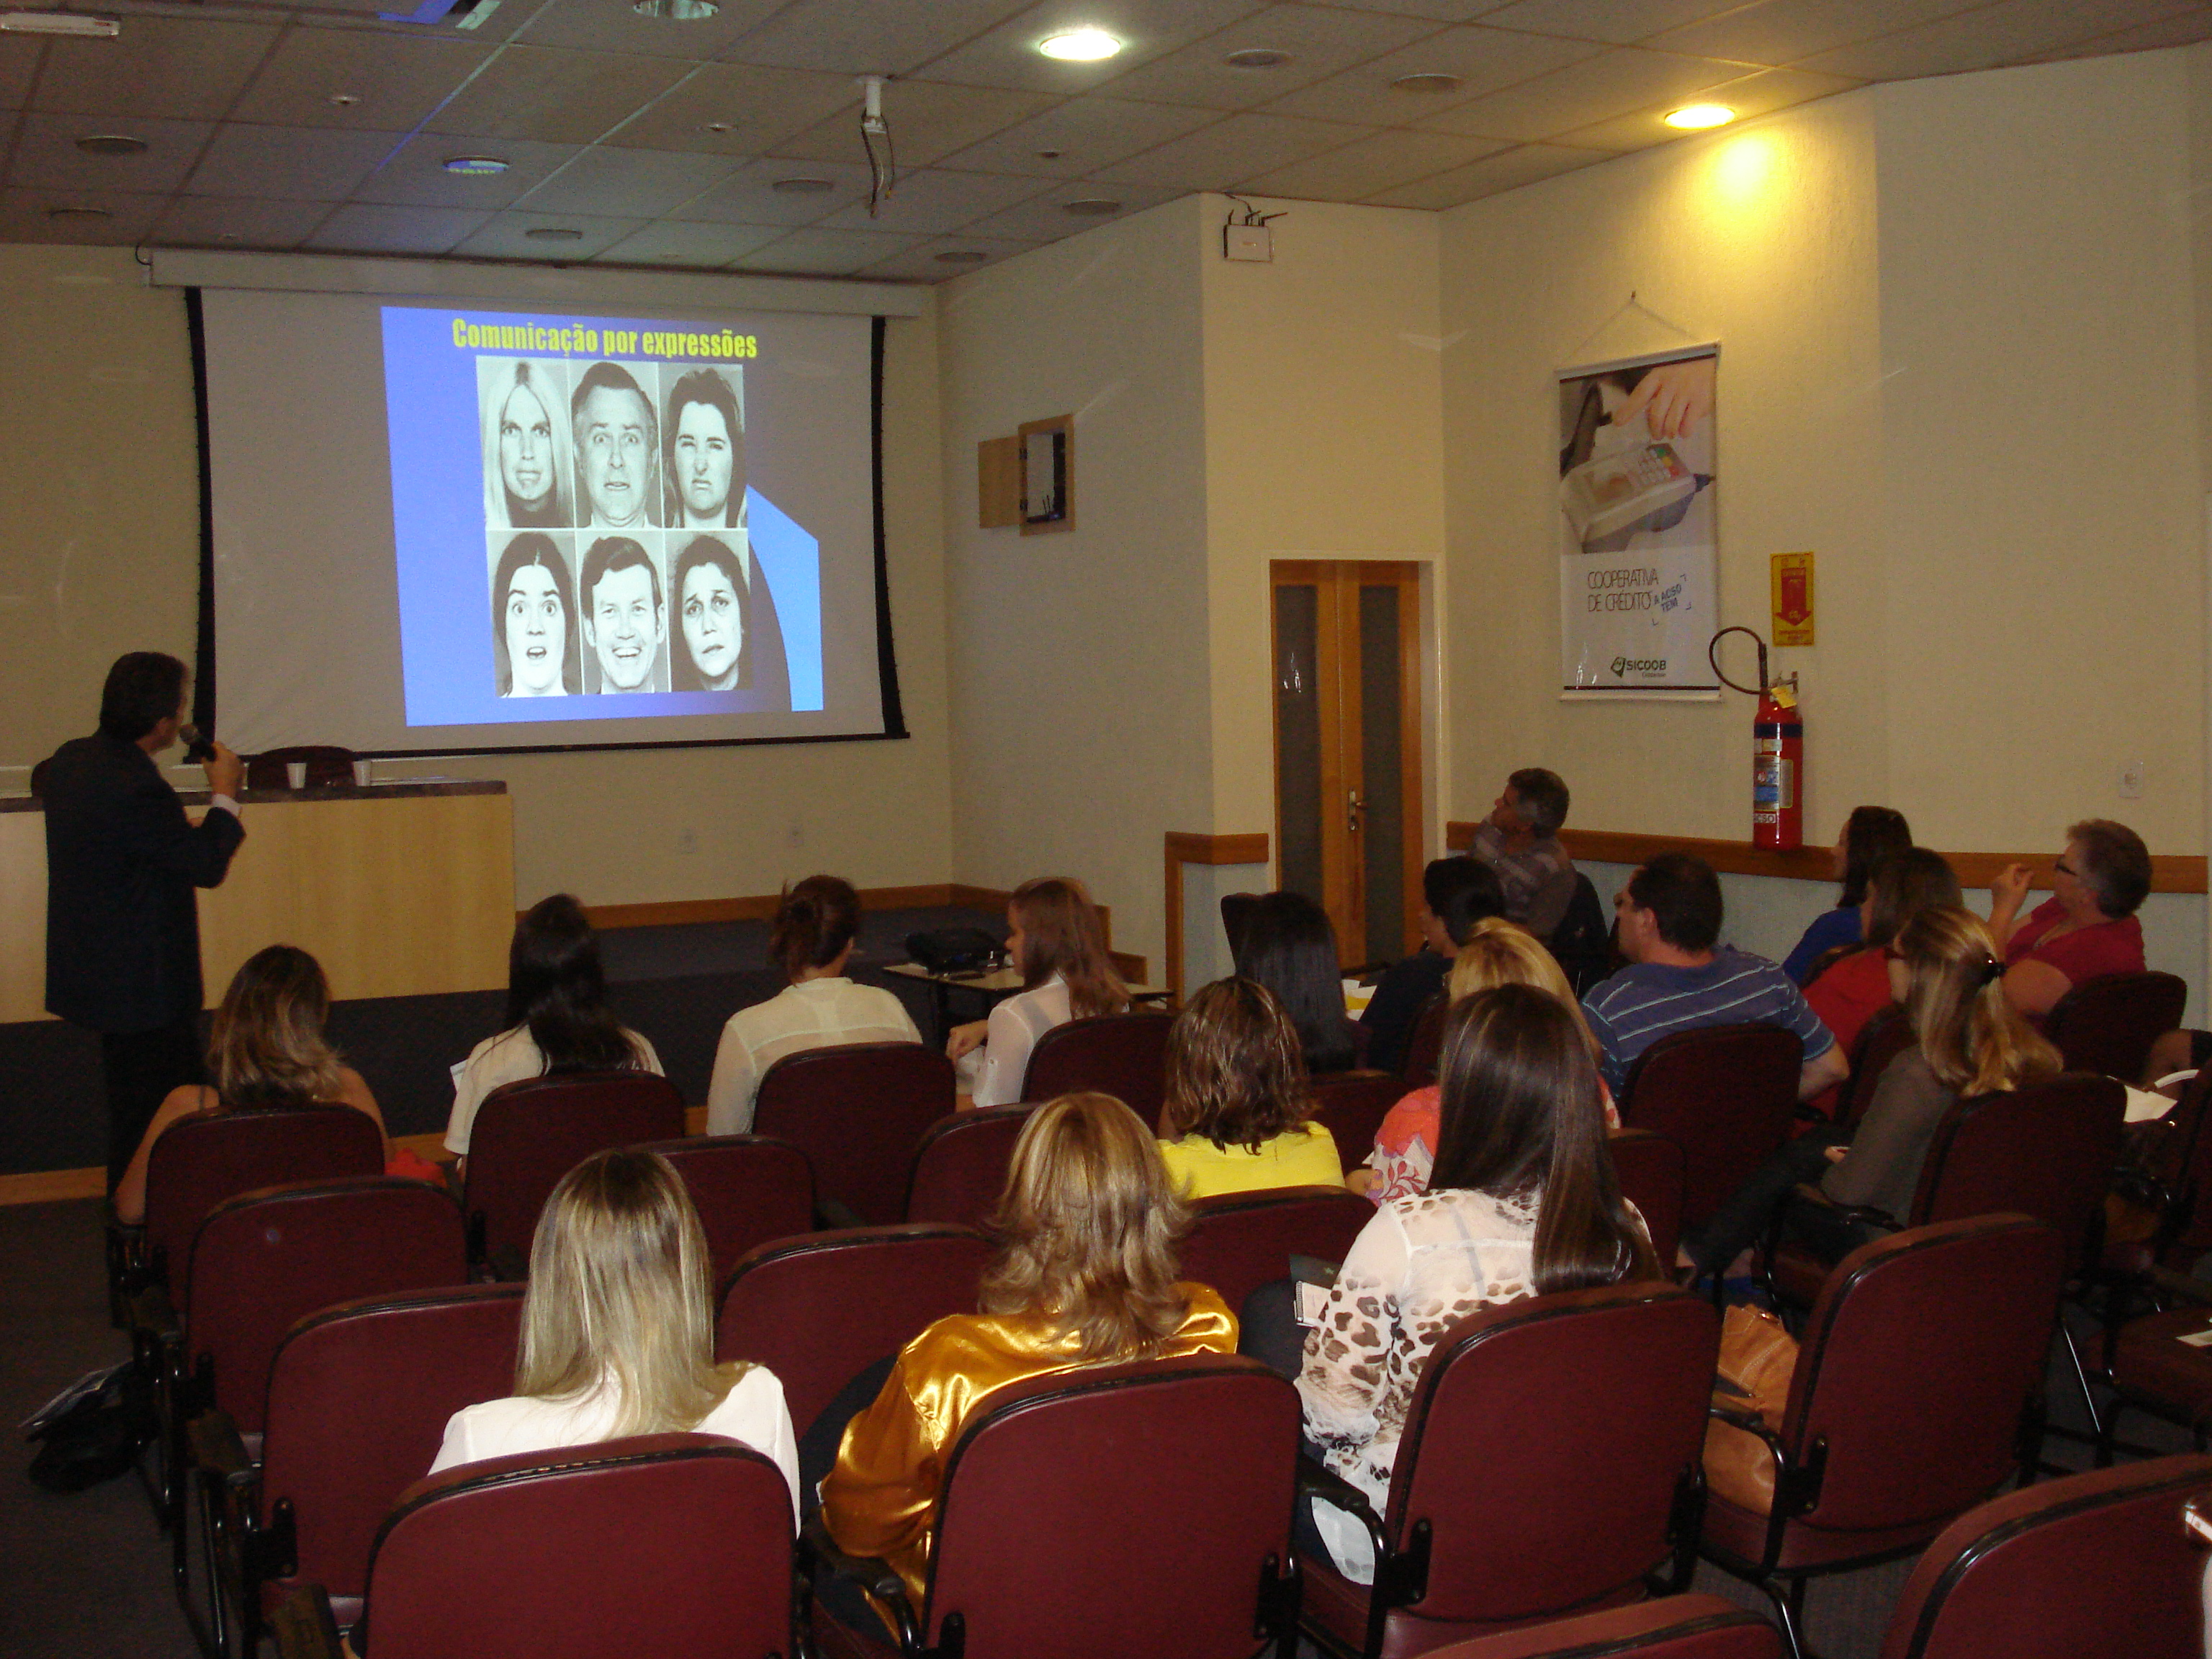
[1342,979,1374,1016]
[2176,1326,2212,1349]
[2125,1084,2182,1124]
[1295,1281,1330,1327]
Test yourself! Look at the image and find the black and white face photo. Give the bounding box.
[583,549,667,692]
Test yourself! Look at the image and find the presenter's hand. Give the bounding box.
[203,741,244,799]
[945,1020,989,1062]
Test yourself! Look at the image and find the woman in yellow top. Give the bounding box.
[1155,977,1344,1197]
[819,1092,1237,1611]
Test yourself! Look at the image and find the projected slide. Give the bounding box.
[381,309,823,728]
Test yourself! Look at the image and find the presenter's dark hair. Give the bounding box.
[770,875,861,982]
[1233,891,1354,1074]
[1627,853,1725,953]
[664,369,743,522]
[1839,806,1912,908]
[505,894,647,1074]
[579,536,662,615]
[1424,857,1505,947]
[99,652,189,742]
[491,534,580,697]
[668,536,752,692]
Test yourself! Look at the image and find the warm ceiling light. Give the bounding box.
[701,120,736,135]
[46,204,112,219]
[771,176,834,194]
[1062,198,1121,216]
[443,155,508,174]
[935,249,988,264]
[328,92,360,107]
[1223,48,1287,69]
[1390,72,1462,94]
[1664,103,1735,129]
[523,226,584,241]
[0,10,118,35]
[1038,27,1121,61]
[75,133,145,156]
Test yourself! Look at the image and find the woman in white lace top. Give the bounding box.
[1297,984,1658,1581]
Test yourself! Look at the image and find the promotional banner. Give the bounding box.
[1556,346,1719,693]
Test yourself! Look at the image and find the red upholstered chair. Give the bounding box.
[1181,1187,1373,1317]
[461,1069,686,1270]
[805,1354,1302,1659]
[904,1106,1032,1226]
[1402,996,1449,1085]
[1610,1129,1688,1272]
[1296,1282,1717,1659]
[1878,1455,2212,1659]
[243,746,357,790]
[2106,1068,2212,1280]
[1312,1071,1409,1175]
[2045,971,2188,1083]
[1618,1025,1805,1229]
[1422,1596,1784,1659]
[198,1284,525,1653]
[1020,1010,1175,1120]
[634,1135,814,1287]
[270,1436,793,1659]
[715,1224,993,1435]
[754,1042,956,1226]
[1699,1215,2069,1659]
[2095,1300,2212,1458]
[1836,1005,1915,1131]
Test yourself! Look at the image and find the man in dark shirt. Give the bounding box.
[43,653,245,1190]
[1357,858,1505,1073]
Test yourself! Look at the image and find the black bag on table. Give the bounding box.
[904,927,1002,976]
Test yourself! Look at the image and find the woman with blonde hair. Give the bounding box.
[947,877,1128,1108]
[430,1147,799,1514]
[480,357,572,530]
[114,945,385,1223]
[1156,977,1343,1197]
[819,1093,1235,1609]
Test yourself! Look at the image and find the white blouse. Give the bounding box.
[962,975,1073,1109]
[443,1025,664,1156]
[706,977,922,1135]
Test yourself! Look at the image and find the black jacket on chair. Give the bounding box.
[42,733,245,1033]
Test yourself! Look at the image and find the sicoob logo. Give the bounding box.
[1610,657,1666,676]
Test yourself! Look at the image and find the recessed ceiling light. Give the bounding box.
[1062,198,1121,216]
[1664,102,1736,129]
[631,0,718,16]
[328,92,360,108]
[45,204,112,220]
[771,176,835,194]
[701,120,736,135]
[1038,27,1121,61]
[1390,72,1462,94]
[935,249,988,264]
[443,155,508,175]
[1223,48,1288,69]
[0,11,119,36]
[524,226,584,241]
[74,133,145,156]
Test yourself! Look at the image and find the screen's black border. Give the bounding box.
[187,291,907,757]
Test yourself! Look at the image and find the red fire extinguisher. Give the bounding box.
[1709,627,1803,851]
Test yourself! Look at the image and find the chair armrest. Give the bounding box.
[799,1513,920,1653]
[187,1408,257,1493]
[1296,1452,1388,1560]
[269,1585,343,1659]
[128,1282,180,1346]
[1790,1183,1899,1234]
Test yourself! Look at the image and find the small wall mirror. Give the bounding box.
[1017,415,1074,534]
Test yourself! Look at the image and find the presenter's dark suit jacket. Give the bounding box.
[42,734,246,1033]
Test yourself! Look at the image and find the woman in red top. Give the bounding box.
[1989,819,2150,1023]
[1803,848,1961,1118]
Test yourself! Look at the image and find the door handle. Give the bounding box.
[1348,789,1364,835]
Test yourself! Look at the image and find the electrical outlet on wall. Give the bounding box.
[677,827,698,855]
[2118,761,2145,799]
[787,816,804,850]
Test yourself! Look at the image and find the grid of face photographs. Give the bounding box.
[480,356,756,699]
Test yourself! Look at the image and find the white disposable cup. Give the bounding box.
[354,760,372,787]
[286,761,307,790]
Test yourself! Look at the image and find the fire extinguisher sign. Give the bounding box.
[1770,552,1815,647]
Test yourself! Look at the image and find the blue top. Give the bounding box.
[1783,904,1862,986]
[1582,946,1835,1096]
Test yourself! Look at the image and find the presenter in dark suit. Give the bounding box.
[42,652,246,1191]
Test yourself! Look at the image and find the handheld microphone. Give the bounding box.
[179,723,217,764]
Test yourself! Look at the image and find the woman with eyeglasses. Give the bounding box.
[1987,819,2149,1024]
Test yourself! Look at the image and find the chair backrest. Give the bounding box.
[1912,1074,2126,1267]
[184,1178,469,1434]
[1385,1284,1719,1628]
[359,1435,791,1659]
[461,1069,687,1264]
[1310,1071,1407,1174]
[244,745,356,789]
[1879,1453,2212,1659]
[1785,1215,2066,1537]
[1423,1593,1785,1659]
[1180,1187,1377,1318]
[1839,1004,1916,1130]
[258,1285,526,1611]
[905,1106,1033,1226]
[753,1041,956,1226]
[714,1224,993,1432]
[1609,1129,1687,1270]
[1402,995,1449,1084]
[2044,971,2188,1082]
[1021,1011,1175,1122]
[1618,1024,1804,1227]
[1220,892,1262,968]
[2162,1068,2212,1264]
[632,1135,814,1288]
[143,1105,387,1296]
[921,1355,1299,1659]
[1548,871,1615,995]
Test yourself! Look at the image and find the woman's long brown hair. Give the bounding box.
[207,944,347,1108]
[1161,977,1313,1150]
[1010,877,1128,1020]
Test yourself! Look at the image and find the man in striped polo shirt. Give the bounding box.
[1583,852,1848,1102]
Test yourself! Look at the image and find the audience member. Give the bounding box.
[428,1148,799,1516]
[1582,853,1845,1102]
[1687,905,2060,1282]
[1782,806,1912,984]
[1357,858,1504,1073]
[705,876,920,1134]
[1235,891,1362,1075]
[1802,847,1961,1117]
[1990,818,2151,1022]
[1466,767,1576,940]
[819,1093,1236,1609]
[948,878,1126,1107]
[1293,986,1658,1581]
[445,894,663,1159]
[1156,978,1342,1197]
[114,945,385,1224]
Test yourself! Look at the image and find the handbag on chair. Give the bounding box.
[1701,1303,1799,1512]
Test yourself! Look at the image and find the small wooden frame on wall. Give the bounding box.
[976,436,1020,529]
[1017,413,1074,535]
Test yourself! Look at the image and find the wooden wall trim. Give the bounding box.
[1444,823,2210,895]
[572,884,958,931]
[1164,832,1272,1002]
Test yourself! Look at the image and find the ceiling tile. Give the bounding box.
[814,166,1051,233]
[305,201,493,254]
[723,0,1037,76]
[0,41,38,109]
[853,231,1043,278]
[513,0,788,60]
[32,19,279,122]
[1800,0,2201,78]
[150,194,334,250]
[2029,6,2212,59]
[227,26,493,132]
[7,112,213,194]
[1259,24,1607,125]
[451,210,649,261]
[599,62,863,156]
[935,94,1223,179]
[914,0,1270,95]
[1090,110,1370,189]
[1102,4,1445,112]
[1238,127,1509,199]
[734,225,934,274]
[513,145,742,217]
[351,135,583,208]
[593,218,790,266]
[421,45,692,144]
[1418,45,1753,139]
[186,123,402,201]
[1287,0,1514,19]
[1553,64,1860,147]
[1648,0,1990,68]
[765,80,1054,169]
[1365,139,1607,205]
[0,186,168,245]
[679,156,876,225]
[1473,0,1746,45]
[957,179,1183,238]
